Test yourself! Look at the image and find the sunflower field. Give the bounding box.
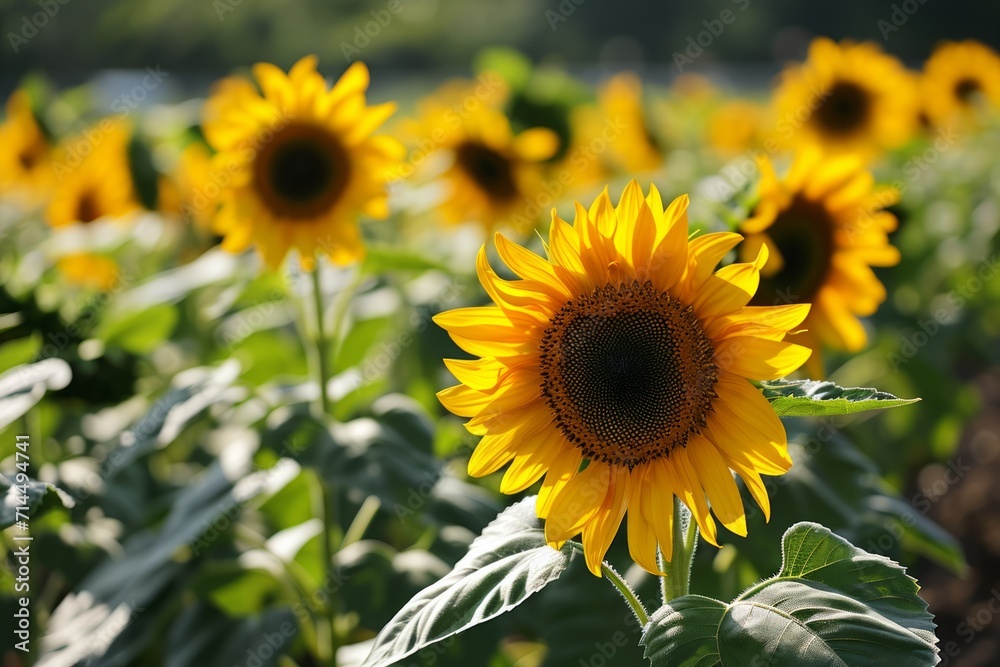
[2,4,1000,666]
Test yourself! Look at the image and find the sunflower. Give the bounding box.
[158,142,220,231]
[435,181,811,575]
[45,120,140,228]
[920,40,1000,127]
[598,73,664,173]
[739,148,899,376]
[0,90,54,202]
[407,92,558,231]
[202,56,404,270]
[773,38,917,156]
[549,103,612,196]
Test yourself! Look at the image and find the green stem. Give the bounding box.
[568,542,649,626]
[602,562,650,626]
[342,495,381,548]
[310,267,332,416]
[317,478,340,667]
[660,497,699,604]
[307,262,345,667]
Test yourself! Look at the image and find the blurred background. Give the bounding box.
[2,1,1000,665]
[2,0,1000,87]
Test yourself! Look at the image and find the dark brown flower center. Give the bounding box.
[814,81,871,135]
[254,122,350,219]
[455,141,518,202]
[954,77,982,104]
[750,196,835,307]
[539,281,718,468]
[19,143,44,170]
[76,190,101,224]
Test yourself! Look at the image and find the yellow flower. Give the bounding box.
[45,120,140,228]
[920,40,1000,127]
[706,99,764,156]
[56,253,121,291]
[159,142,220,230]
[0,90,54,202]
[548,104,612,195]
[407,91,558,231]
[740,148,900,376]
[435,181,811,575]
[598,73,663,173]
[773,38,917,156]
[203,56,404,270]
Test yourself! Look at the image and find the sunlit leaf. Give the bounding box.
[762,379,920,417]
[642,522,938,666]
[361,497,574,667]
[1,473,75,530]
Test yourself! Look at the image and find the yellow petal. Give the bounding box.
[714,336,812,380]
[581,467,630,575]
[537,446,584,519]
[545,461,611,544]
[626,466,663,574]
[501,428,566,494]
[513,127,560,161]
[686,436,747,537]
[707,374,792,476]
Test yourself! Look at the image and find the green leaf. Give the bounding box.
[0,334,41,374]
[101,361,242,471]
[642,522,938,667]
[362,245,449,273]
[1,473,75,529]
[127,133,159,210]
[37,439,300,666]
[0,358,72,430]
[96,303,178,354]
[361,497,574,667]
[166,603,297,667]
[192,563,288,617]
[761,379,920,417]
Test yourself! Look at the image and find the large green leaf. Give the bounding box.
[37,438,299,667]
[0,473,75,529]
[361,497,574,667]
[0,358,71,430]
[642,522,938,666]
[95,303,178,354]
[762,379,920,417]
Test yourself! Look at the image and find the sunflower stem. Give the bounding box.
[318,475,340,667]
[660,497,699,604]
[310,266,332,416]
[307,261,344,667]
[601,561,649,626]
